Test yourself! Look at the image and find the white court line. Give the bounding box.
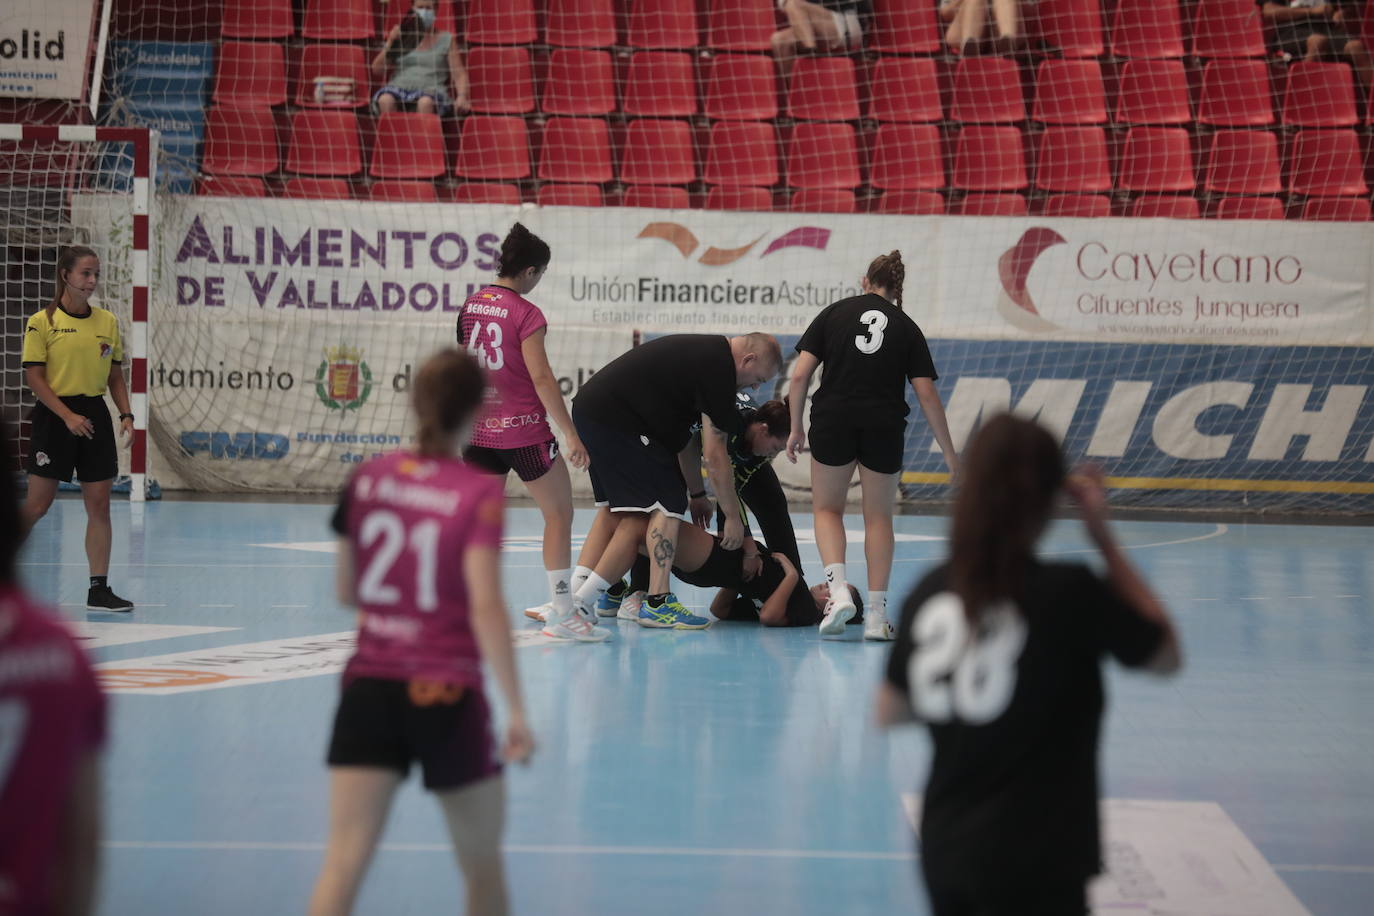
[895,523,1231,563]
[103,840,914,860]
[1271,864,1374,874]
[198,604,235,608]
[62,603,168,608]
[270,604,308,608]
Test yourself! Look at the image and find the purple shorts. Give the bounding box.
[464,438,559,482]
[326,677,501,791]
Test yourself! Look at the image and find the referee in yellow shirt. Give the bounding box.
[21,246,136,611]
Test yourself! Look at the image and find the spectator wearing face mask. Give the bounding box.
[371,0,469,116]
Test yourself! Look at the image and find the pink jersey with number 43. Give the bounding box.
[458,285,551,449]
[339,451,504,687]
[0,586,106,915]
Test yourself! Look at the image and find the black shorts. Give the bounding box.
[26,396,118,483]
[326,676,501,791]
[464,437,559,482]
[808,411,905,474]
[573,408,688,517]
[923,871,1088,916]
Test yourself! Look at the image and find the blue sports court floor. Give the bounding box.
[19,497,1374,915]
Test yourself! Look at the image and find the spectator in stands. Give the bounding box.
[940,0,1022,54]
[1257,0,1373,92]
[771,0,868,82]
[371,0,469,116]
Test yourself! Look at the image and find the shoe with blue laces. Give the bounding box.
[637,593,710,629]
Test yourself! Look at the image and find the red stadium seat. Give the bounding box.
[547,0,617,47]
[1032,60,1107,125]
[705,54,777,120]
[787,57,860,121]
[370,180,439,202]
[956,193,1028,216]
[282,177,352,199]
[1197,60,1274,127]
[620,119,697,185]
[876,191,946,215]
[214,42,286,108]
[538,118,614,183]
[707,0,776,51]
[286,110,362,176]
[467,0,537,45]
[543,50,616,115]
[1034,127,1111,192]
[1115,59,1191,125]
[1300,196,1372,221]
[705,185,774,210]
[221,0,293,39]
[870,0,941,53]
[538,183,604,206]
[296,45,370,109]
[952,126,1027,191]
[467,47,535,114]
[370,112,446,179]
[789,188,856,213]
[1203,130,1281,194]
[1211,196,1285,219]
[303,0,374,40]
[951,57,1026,124]
[1287,130,1368,195]
[450,182,521,204]
[381,0,457,38]
[1040,194,1111,217]
[623,185,692,208]
[785,123,861,189]
[197,175,268,197]
[628,0,700,49]
[1282,61,1358,127]
[867,57,942,123]
[202,108,279,176]
[705,122,780,186]
[1189,0,1265,58]
[1117,127,1194,192]
[1110,0,1185,58]
[868,124,945,190]
[624,52,698,117]
[1034,0,1105,58]
[1128,194,1199,218]
[455,116,531,180]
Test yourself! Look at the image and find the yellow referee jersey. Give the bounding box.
[21,305,124,397]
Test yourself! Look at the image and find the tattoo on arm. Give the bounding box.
[650,529,676,569]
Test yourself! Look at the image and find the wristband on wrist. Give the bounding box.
[689,490,707,499]
[119,413,134,421]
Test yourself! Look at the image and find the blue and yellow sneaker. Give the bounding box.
[637,593,710,629]
[595,579,629,618]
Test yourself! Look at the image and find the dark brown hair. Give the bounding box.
[948,414,1065,622]
[412,349,485,457]
[496,222,551,279]
[866,250,905,307]
[46,246,99,323]
[750,399,791,439]
[0,421,19,583]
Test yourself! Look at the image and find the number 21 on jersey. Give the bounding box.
[907,593,1027,724]
[357,510,441,611]
[854,309,888,354]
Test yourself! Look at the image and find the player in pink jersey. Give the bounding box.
[309,351,534,916]
[458,223,608,643]
[0,422,104,916]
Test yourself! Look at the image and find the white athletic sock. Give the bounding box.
[574,572,611,606]
[869,590,887,619]
[824,563,849,605]
[571,565,594,594]
[547,568,573,616]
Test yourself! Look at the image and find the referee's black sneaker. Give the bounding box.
[87,585,134,612]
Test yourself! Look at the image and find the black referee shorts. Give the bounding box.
[572,408,689,518]
[808,411,906,475]
[26,396,118,483]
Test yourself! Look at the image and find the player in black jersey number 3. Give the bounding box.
[878,415,1181,916]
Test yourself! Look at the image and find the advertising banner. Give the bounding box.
[0,0,98,99]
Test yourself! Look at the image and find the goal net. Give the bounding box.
[9,0,1374,512]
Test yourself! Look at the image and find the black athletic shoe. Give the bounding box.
[87,585,134,612]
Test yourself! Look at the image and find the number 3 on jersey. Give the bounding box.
[854,309,888,354]
[465,321,505,370]
[908,593,1027,724]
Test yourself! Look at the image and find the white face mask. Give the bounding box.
[414,7,436,27]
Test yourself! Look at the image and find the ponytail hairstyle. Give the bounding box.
[865,250,905,308]
[948,413,1065,624]
[411,349,485,457]
[496,222,551,280]
[751,398,791,439]
[46,245,99,324]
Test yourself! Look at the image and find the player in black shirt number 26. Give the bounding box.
[878,414,1181,916]
[786,251,959,641]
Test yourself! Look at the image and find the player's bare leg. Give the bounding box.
[858,464,899,640]
[638,512,708,628]
[437,776,509,916]
[528,459,609,641]
[308,767,403,916]
[811,459,857,634]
